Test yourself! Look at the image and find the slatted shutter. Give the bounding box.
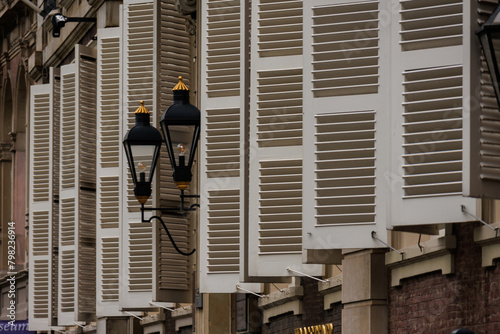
[121,0,192,308]
[49,68,61,327]
[465,0,500,199]
[390,0,478,227]
[29,83,52,331]
[121,0,157,310]
[302,0,390,253]
[198,0,245,292]
[96,27,122,317]
[155,0,194,303]
[245,0,322,277]
[58,45,97,325]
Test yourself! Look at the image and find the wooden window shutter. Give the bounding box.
[302,0,390,255]
[121,0,195,308]
[29,83,52,330]
[58,45,97,325]
[155,0,194,303]
[121,0,195,307]
[49,68,61,327]
[391,0,479,228]
[120,0,157,310]
[244,0,322,278]
[199,0,253,292]
[96,27,122,317]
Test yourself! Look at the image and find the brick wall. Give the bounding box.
[390,222,500,334]
[262,277,342,334]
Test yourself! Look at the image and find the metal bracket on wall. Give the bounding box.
[236,285,263,298]
[371,231,405,261]
[287,267,327,283]
[461,204,499,237]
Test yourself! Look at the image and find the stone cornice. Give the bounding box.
[385,235,456,286]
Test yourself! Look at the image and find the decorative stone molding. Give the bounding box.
[385,235,456,287]
[172,305,193,332]
[0,142,12,161]
[258,286,303,323]
[474,222,500,267]
[140,312,166,334]
[318,275,342,310]
[8,132,16,152]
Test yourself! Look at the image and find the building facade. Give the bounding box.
[14,0,500,333]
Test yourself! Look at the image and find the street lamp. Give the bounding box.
[123,77,200,256]
[160,77,201,191]
[123,101,162,204]
[476,4,500,109]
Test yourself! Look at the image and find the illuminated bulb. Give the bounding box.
[137,161,147,172]
[177,143,187,156]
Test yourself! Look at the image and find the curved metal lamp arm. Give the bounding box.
[149,215,196,256]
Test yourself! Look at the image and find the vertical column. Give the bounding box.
[0,142,12,272]
[342,249,388,334]
[195,293,232,333]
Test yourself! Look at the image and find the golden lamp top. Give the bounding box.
[134,100,150,114]
[172,76,189,91]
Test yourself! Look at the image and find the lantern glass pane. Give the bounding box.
[130,144,158,182]
[166,125,196,167]
[481,29,500,106]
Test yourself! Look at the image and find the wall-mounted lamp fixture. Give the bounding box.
[477,4,500,109]
[123,77,200,256]
[51,14,96,38]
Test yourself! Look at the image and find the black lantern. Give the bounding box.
[477,4,500,109]
[160,76,201,190]
[123,101,163,204]
[122,79,199,257]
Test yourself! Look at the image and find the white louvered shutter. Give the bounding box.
[155,0,194,303]
[58,45,97,325]
[49,68,61,327]
[121,0,191,308]
[121,0,157,310]
[390,0,478,228]
[96,27,122,317]
[302,0,391,253]
[198,0,247,293]
[465,0,500,199]
[29,83,52,331]
[246,0,322,278]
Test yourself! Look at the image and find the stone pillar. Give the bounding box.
[342,249,388,334]
[0,142,12,272]
[195,293,233,333]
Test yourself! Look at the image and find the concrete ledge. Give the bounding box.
[171,306,193,331]
[385,236,456,287]
[258,286,303,323]
[318,275,342,310]
[474,222,500,267]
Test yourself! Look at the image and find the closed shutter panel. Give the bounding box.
[49,68,61,327]
[154,0,194,303]
[465,0,500,199]
[246,0,322,277]
[58,45,97,325]
[391,0,479,227]
[199,0,252,292]
[302,0,390,253]
[96,27,122,317]
[121,0,157,309]
[29,83,52,331]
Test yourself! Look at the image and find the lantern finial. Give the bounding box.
[173,76,189,91]
[134,100,150,114]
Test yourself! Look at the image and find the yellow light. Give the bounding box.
[137,161,147,172]
[177,143,187,156]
